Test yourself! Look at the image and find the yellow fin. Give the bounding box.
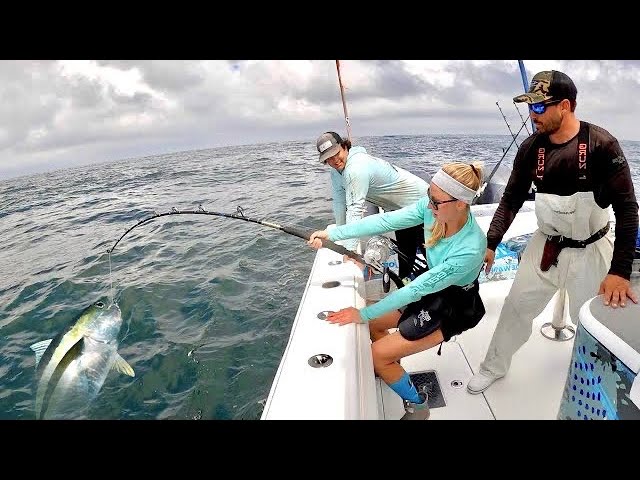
[30,339,53,368]
[112,353,135,377]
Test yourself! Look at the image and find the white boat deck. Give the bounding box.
[380,284,574,420]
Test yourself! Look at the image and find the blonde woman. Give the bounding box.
[308,162,487,420]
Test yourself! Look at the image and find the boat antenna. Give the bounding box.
[107,205,405,289]
[335,60,352,142]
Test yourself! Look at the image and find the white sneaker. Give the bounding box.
[466,371,504,394]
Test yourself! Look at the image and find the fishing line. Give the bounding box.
[107,205,405,289]
[108,254,114,306]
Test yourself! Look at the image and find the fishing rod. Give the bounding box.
[107,205,406,289]
[496,101,520,149]
[513,102,531,136]
[472,115,530,205]
[472,60,536,205]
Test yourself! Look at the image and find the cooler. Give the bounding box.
[557,292,640,420]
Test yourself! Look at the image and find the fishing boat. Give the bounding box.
[260,61,640,420]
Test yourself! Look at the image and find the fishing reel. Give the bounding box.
[363,236,394,293]
[363,236,393,266]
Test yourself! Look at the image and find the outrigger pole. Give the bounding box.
[517,60,535,133]
[336,60,353,142]
[107,206,406,289]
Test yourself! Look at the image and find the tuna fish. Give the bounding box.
[30,300,134,419]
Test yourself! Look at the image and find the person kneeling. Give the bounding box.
[308,162,487,419]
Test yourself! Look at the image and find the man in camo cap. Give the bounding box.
[467,70,639,398]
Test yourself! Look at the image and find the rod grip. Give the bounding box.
[283,225,366,264]
[322,239,364,263]
[291,225,405,289]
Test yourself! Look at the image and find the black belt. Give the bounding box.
[547,223,610,249]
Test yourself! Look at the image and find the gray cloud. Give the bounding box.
[0,59,638,180]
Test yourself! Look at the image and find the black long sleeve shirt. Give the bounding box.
[487,121,638,280]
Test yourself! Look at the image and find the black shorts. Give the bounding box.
[397,279,485,342]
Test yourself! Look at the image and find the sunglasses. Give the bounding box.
[528,100,561,115]
[427,187,457,210]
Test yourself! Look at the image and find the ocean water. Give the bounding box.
[1,134,639,420]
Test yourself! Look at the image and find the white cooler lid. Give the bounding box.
[580,296,640,374]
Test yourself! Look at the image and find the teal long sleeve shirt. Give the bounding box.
[328,197,487,322]
[330,146,428,251]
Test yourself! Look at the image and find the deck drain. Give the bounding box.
[317,311,335,320]
[328,260,343,266]
[322,281,341,288]
[308,354,333,368]
[410,370,446,409]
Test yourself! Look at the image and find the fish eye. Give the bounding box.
[95,302,105,308]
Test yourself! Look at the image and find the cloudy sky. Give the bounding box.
[1,60,638,179]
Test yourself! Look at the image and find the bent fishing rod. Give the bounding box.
[107,205,405,289]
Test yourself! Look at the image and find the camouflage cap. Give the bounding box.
[513,70,577,104]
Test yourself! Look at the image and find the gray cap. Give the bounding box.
[316,131,343,163]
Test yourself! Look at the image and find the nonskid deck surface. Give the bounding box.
[381,281,574,420]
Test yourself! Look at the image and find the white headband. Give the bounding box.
[431,169,477,205]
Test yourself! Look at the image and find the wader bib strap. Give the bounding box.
[538,123,602,272]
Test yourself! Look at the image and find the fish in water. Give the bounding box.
[29,300,134,419]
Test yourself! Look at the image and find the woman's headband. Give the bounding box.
[431,169,477,205]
